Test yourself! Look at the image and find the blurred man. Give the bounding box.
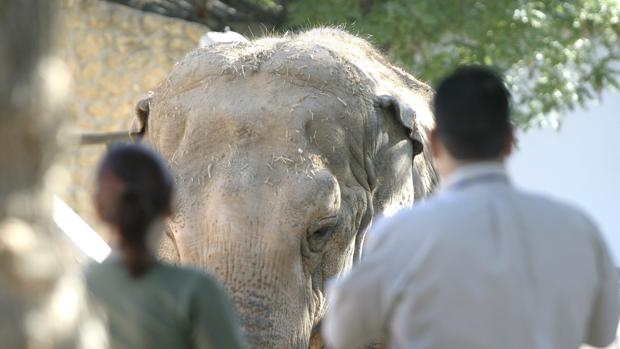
[322,66,619,349]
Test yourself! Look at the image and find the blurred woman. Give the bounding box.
[84,143,245,349]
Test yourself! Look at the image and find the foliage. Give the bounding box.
[286,0,620,128]
[107,0,620,128]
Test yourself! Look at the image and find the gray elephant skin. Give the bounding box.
[132,28,437,349]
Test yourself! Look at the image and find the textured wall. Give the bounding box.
[56,0,207,235]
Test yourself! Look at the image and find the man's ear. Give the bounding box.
[130,96,151,141]
[503,123,515,157]
[429,128,440,158]
[374,95,424,156]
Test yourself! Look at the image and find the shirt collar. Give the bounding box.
[441,161,509,191]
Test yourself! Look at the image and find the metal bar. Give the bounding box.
[53,195,110,263]
[78,131,133,145]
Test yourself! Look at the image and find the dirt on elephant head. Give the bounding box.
[137,28,436,349]
[153,27,436,185]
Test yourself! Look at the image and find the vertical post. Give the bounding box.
[0,1,88,347]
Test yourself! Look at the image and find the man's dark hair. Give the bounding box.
[433,66,512,160]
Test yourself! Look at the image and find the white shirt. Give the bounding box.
[323,162,619,349]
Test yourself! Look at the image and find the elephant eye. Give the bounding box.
[307,217,338,253]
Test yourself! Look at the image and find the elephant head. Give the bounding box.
[132,28,436,349]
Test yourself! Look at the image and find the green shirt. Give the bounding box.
[84,257,245,349]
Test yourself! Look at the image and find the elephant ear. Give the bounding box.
[130,96,151,141]
[372,95,437,202]
[374,95,424,156]
[158,229,181,265]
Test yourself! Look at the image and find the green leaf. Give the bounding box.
[285,0,620,128]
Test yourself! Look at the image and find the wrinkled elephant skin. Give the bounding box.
[134,28,436,349]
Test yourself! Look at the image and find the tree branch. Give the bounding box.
[221,0,287,25]
[103,0,288,30]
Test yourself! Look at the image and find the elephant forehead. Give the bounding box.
[151,75,367,155]
[161,74,360,117]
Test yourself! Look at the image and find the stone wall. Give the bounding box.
[56,0,207,236]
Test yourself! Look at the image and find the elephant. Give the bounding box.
[132,28,437,349]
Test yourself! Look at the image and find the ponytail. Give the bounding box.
[96,144,174,279]
[118,190,155,278]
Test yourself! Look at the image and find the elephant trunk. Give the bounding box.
[176,215,314,349]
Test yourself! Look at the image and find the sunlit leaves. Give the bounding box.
[287,0,620,128]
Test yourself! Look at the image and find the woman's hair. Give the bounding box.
[96,143,174,277]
